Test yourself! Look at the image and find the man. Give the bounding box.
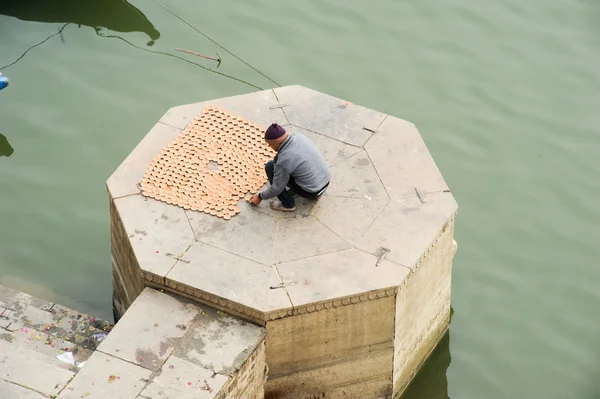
[249,123,330,211]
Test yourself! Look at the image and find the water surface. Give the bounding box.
[1,0,599,397]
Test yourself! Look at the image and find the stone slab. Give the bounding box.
[185,209,227,241]
[325,150,389,201]
[198,201,278,265]
[140,355,228,399]
[114,195,195,277]
[98,288,199,371]
[357,192,458,269]
[274,216,351,263]
[0,339,74,396]
[107,122,182,199]
[160,89,286,130]
[285,125,363,167]
[364,115,450,198]
[58,351,151,399]
[172,304,265,376]
[0,379,47,399]
[276,249,409,307]
[0,305,55,333]
[166,242,291,313]
[0,284,53,310]
[252,195,316,220]
[311,194,389,246]
[273,85,386,147]
[0,320,93,366]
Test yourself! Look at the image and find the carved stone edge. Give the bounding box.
[141,270,165,287]
[148,277,267,327]
[136,215,462,324]
[272,287,400,320]
[142,270,402,323]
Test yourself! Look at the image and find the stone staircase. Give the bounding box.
[0,284,113,398]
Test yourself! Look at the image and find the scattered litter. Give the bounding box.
[93,332,108,342]
[57,352,85,368]
[201,380,213,393]
[364,195,372,200]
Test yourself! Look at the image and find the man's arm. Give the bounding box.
[259,164,292,200]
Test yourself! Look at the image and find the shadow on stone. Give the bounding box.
[1,0,160,46]
[400,329,451,399]
[0,133,14,157]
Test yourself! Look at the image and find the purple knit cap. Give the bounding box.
[264,123,286,141]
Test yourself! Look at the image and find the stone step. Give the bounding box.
[1,322,94,371]
[0,339,75,397]
[0,284,114,374]
[0,379,47,399]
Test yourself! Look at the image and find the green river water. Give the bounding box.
[1,1,599,397]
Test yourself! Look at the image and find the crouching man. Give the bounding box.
[249,124,330,211]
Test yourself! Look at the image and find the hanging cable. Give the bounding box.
[96,32,263,90]
[150,0,281,87]
[1,23,70,70]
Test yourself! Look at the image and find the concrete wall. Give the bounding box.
[265,295,396,399]
[218,339,267,399]
[109,194,144,321]
[392,217,456,398]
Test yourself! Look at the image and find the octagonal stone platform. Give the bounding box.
[107,85,458,399]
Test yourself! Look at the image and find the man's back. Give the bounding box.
[277,133,330,193]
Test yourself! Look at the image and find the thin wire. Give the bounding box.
[150,0,281,87]
[1,23,70,70]
[96,32,263,90]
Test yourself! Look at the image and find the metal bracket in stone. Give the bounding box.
[269,104,289,110]
[269,282,295,290]
[414,187,425,204]
[362,127,381,134]
[0,308,11,329]
[165,252,190,264]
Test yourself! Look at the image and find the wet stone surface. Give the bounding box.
[0,284,114,397]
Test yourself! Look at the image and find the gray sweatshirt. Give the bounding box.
[259,134,330,200]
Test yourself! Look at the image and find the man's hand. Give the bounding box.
[249,194,262,205]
